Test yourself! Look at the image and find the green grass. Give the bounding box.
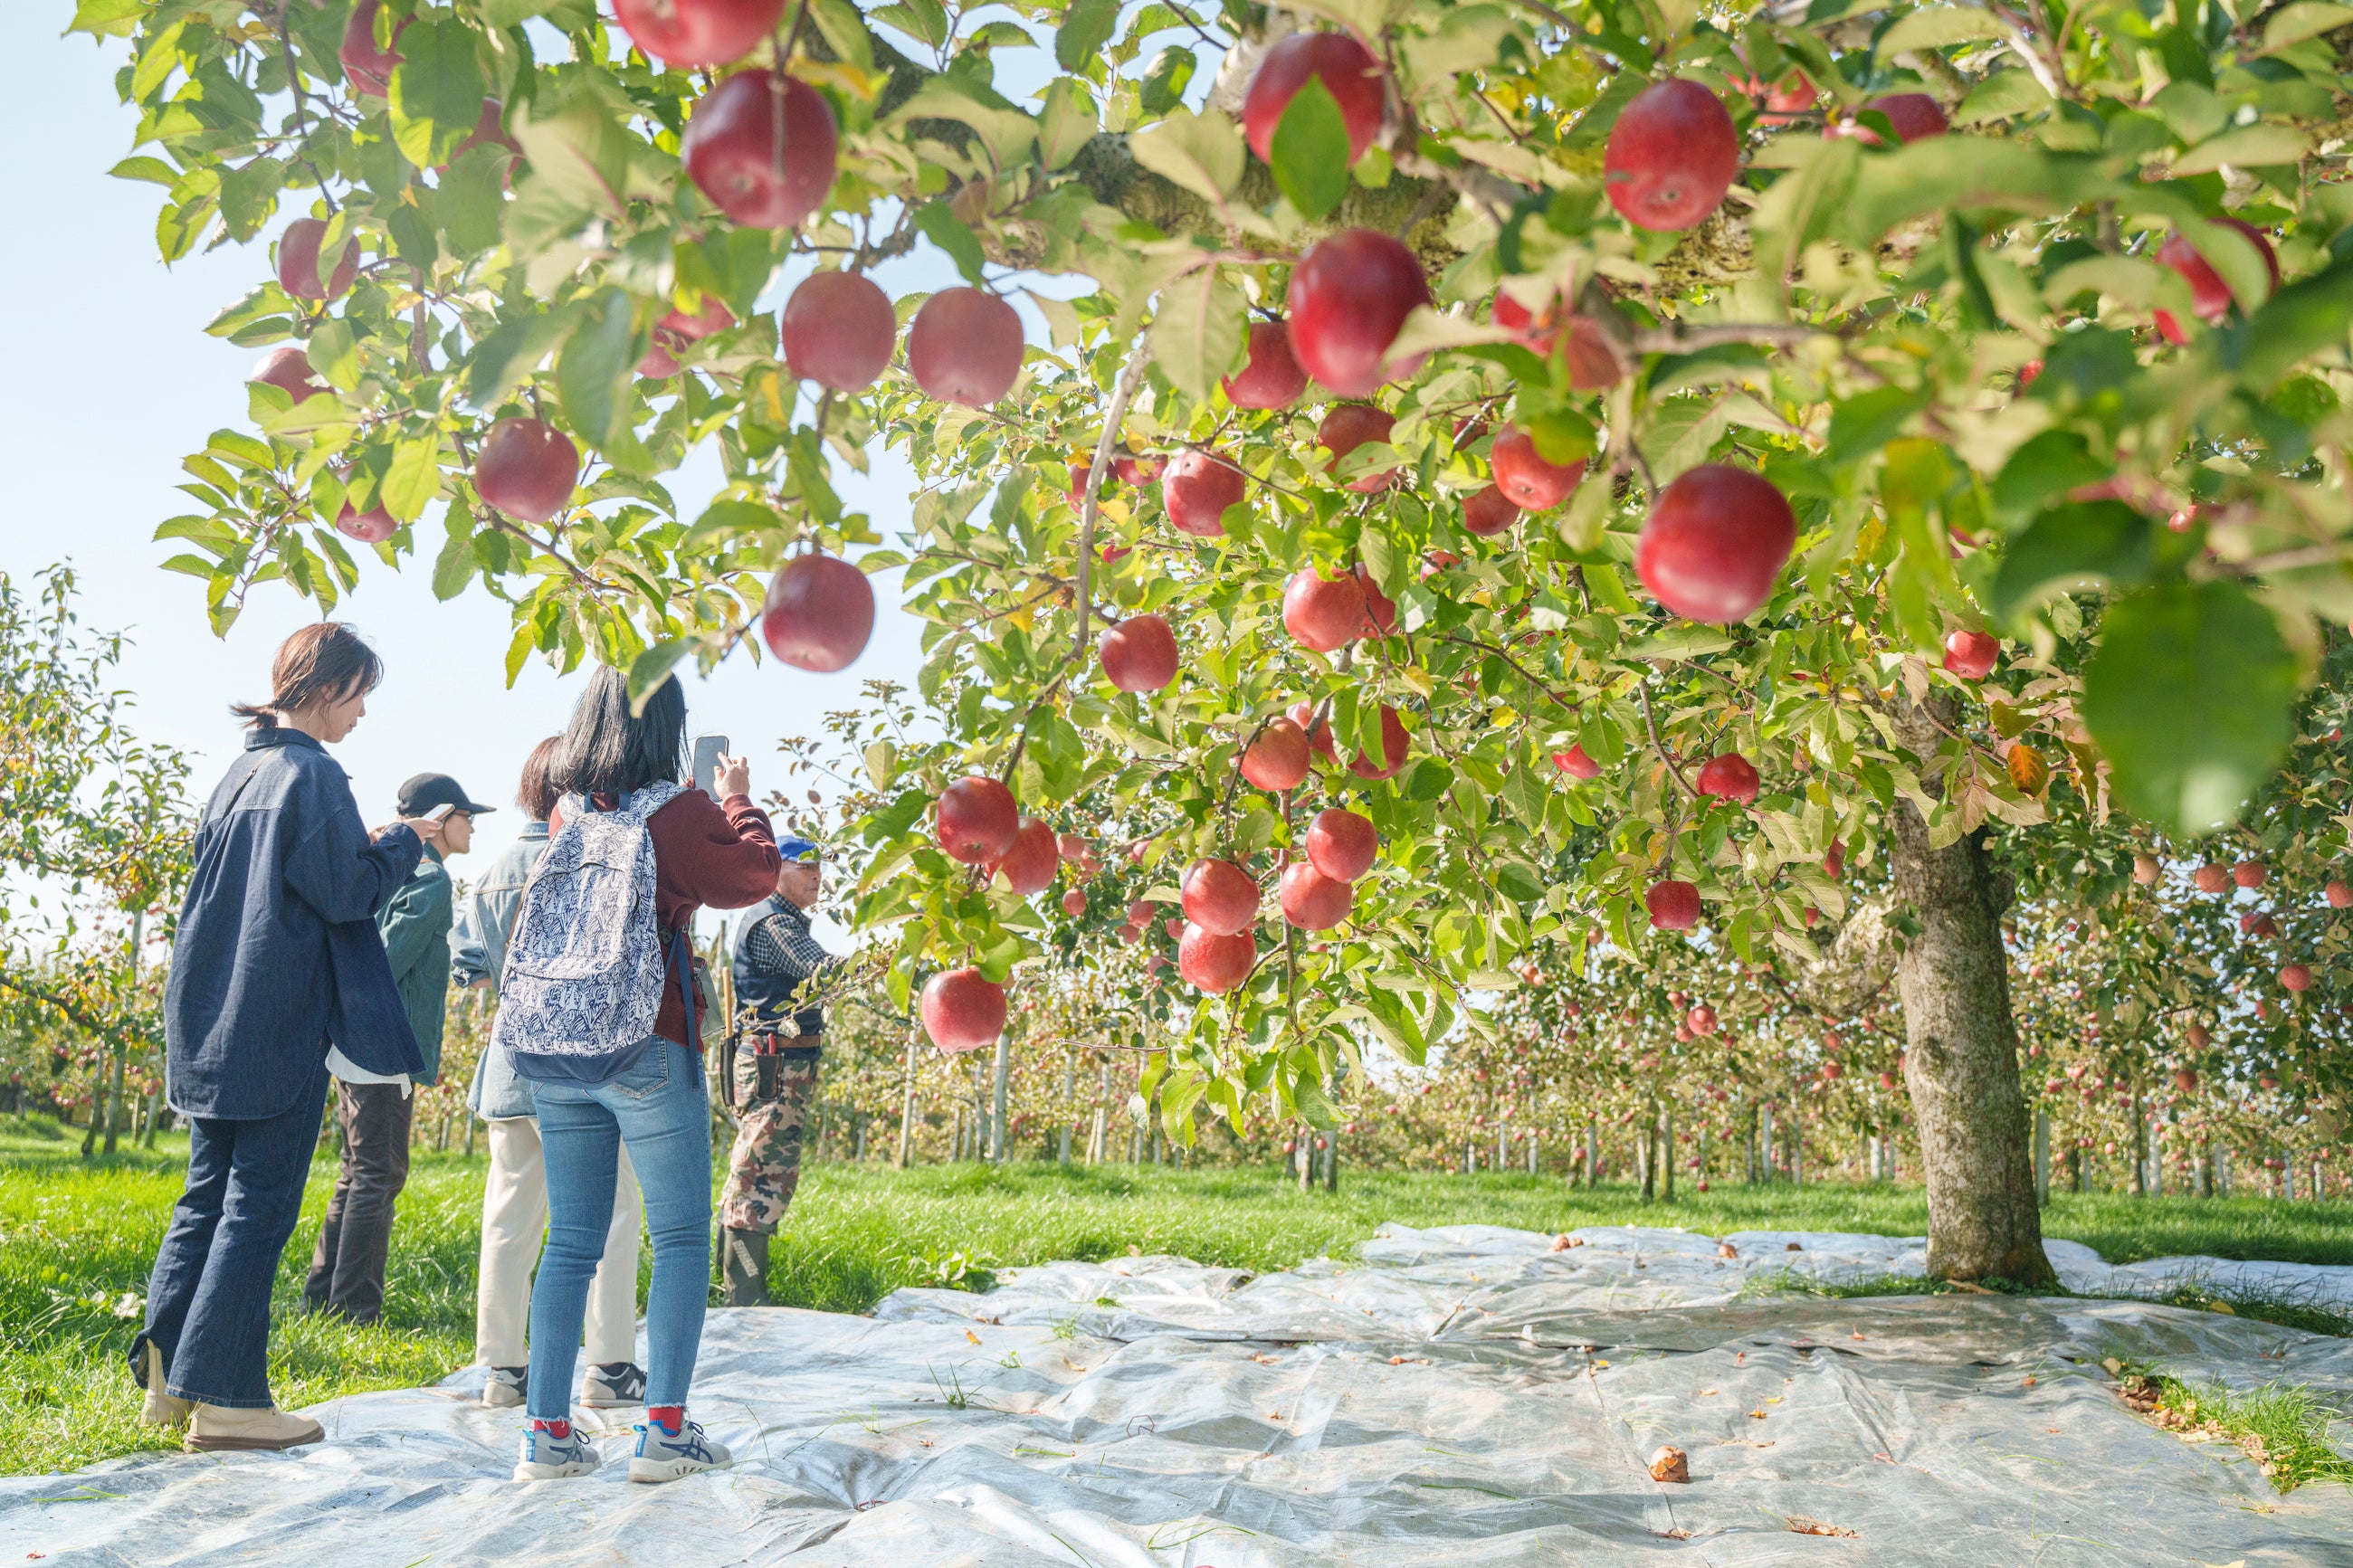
[5,1112,2352,1478]
[2129,1371,2353,1493]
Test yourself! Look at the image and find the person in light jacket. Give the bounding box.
[454,737,645,1410]
[133,622,436,1452]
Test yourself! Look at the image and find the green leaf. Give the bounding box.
[464,306,582,409]
[388,18,487,168]
[511,90,629,218]
[69,0,147,38]
[628,640,691,711]
[1037,77,1097,171]
[2173,123,2309,177]
[109,156,180,186]
[2231,255,2353,391]
[439,144,510,253]
[432,518,476,601]
[1268,75,1351,222]
[1138,46,1196,116]
[1149,266,1244,404]
[381,435,443,523]
[1055,0,1120,72]
[1127,107,1243,205]
[557,290,653,475]
[2082,580,2299,836]
[1989,429,2109,524]
[912,201,988,287]
[1988,500,2157,624]
[809,0,874,70]
[1824,385,1926,462]
[891,76,1037,171]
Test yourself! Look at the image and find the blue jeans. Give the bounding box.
[526,1037,710,1419]
[133,1062,331,1408]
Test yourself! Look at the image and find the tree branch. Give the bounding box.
[1071,342,1152,663]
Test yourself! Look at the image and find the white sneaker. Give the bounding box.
[582,1362,645,1407]
[138,1344,191,1430]
[628,1417,731,1483]
[185,1403,324,1452]
[513,1425,600,1481]
[481,1366,527,1409]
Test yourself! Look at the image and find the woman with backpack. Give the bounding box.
[454,737,645,1412]
[498,669,779,1484]
[135,622,437,1451]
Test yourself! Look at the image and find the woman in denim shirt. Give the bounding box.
[452,737,643,1410]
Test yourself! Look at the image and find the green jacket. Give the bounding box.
[376,846,453,1086]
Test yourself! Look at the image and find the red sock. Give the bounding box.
[646,1405,683,1435]
[531,1418,571,1440]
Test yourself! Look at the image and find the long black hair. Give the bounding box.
[549,667,686,800]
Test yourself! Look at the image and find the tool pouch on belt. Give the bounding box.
[719,1023,744,1111]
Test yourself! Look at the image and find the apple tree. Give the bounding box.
[81,0,2353,1277]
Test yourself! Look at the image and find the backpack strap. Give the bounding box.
[662,923,700,1049]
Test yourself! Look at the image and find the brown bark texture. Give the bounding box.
[1886,780,2056,1284]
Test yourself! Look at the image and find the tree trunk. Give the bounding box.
[1886,799,2055,1283]
[987,1031,1013,1164]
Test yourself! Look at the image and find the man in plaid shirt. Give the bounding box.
[718,837,841,1305]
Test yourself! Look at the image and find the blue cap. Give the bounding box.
[779,837,822,862]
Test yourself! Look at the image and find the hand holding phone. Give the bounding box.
[691,734,730,796]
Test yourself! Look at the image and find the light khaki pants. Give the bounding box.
[476,1117,641,1367]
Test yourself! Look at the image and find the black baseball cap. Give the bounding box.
[396,773,497,817]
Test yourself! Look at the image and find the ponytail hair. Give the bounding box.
[230,622,385,729]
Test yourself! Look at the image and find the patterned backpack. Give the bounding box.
[494,783,687,1085]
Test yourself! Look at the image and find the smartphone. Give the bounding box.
[691,734,730,797]
[424,803,459,823]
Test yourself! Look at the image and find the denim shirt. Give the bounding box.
[457,821,548,1119]
[164,727,424,1120]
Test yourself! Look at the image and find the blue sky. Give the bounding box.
[0,7,1091,940]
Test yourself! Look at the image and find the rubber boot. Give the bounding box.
[720,1227,769,1307]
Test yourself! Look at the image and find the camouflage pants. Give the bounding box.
[719,1045,820,1234]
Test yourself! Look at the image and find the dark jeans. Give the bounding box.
[302,1080,414,1324]
[132,1064,330,1410]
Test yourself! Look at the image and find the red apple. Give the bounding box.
[1224,319,1309,410]
[250,346,326,402]
[1243,717,1313,791]
[937,776,1019,864]
[1278,860,1355,929]
[1241,32,1385,165]
[1126,898,1156,926]
[1317,404,1397,493]
[2328,879,2352,908]
[1754,71,1816,126]
[338,0,406,96]
[1603,80,1739,232]
[1286,230,1431,398]
[1494,296,1626,390]
[2155,219,2279,342]
[1695,753,1759,805]
[1646,879,1701,930]
[1099,613,1178,693]
[1490,425,1586,510]
[990,817,1060,897]
[1306,807,1377,881]
[1687,1003,1717,1035]
[2282,963,2314,993]
[643,294,735,380]
[1830,92,1948,146]
[2234,859,2268,889]
[1635,464,1797,623]
[1824,839,1845,879]
[1357,565,1397,635]
[781,271,897,392]
[2174,1067,2198,1093]
[907,287,1024,407]
[1161,450,1247,537]
[1552,745,1600,780]
[1162,916,1186,940]
[277,217,357,301]
[760,552,875,672]
[1942,629,1998,679]
[614,0,784,67]
[1282,567,1367,652]
[2194,863,2230,894]
[921,966,1006,1052]
[1348,704,1410,780]
[681,71,839,230]
[1457,485,1518,538]
[1183,858,1261,936]
[1290,702,1337,758]
[1179,923,1259,993]
[474,417,580,524]
[336,497,398,543]
[2132,853,2160,885]
[1061,888,1087,917]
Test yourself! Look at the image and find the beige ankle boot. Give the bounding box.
[138,1344,191,1430]
[185,1403,324,1452]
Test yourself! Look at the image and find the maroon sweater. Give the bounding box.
[556,788,780,1047]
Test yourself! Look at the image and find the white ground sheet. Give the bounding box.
[8,1223,2353,1564]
